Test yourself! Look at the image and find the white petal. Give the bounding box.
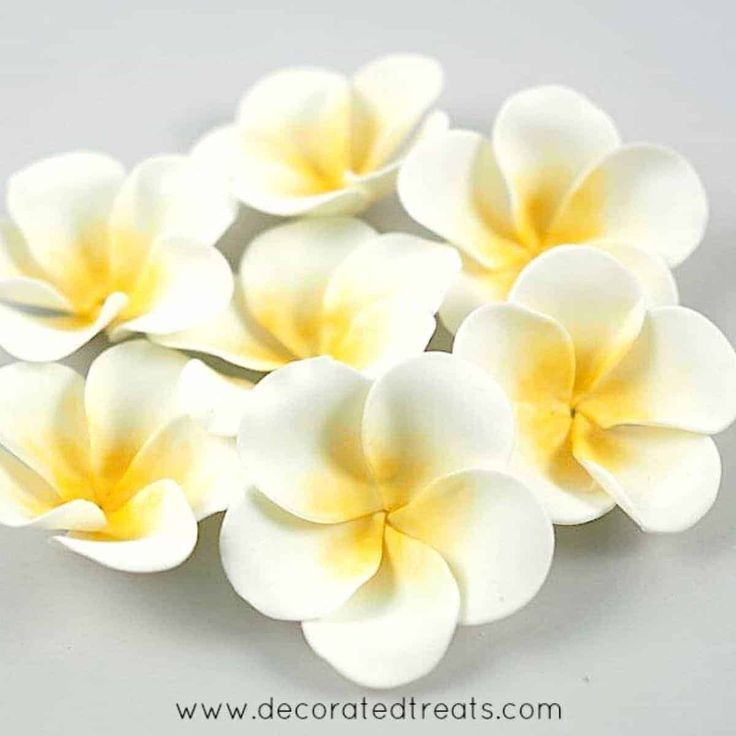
[54,479,197,572]
[398,130,523,269]
[350,54,443,174]
[84,340,188,483]
[240,217,376,357]
[362,352,514,509]
[573,417,721,533]
[0,292,126,362]
[510,246,645,396]
[190,125,241,182]
[548,144,708,267]
[390,468,553,625]
[178,360,253,437]
[577,307,736,434]
[303,525,459,689]
[493,85,620,241]
[221,487,385,620]
[237,358,382,523]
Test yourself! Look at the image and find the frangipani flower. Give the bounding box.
[192,54,448,216]
[453,246,736,532]
[0,152,236,361]
[155,217,461,376]
[221,353,553,688]
[398,85,708,331]
[0,340,244,572]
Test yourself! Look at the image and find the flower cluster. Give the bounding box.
[1,54,734,689]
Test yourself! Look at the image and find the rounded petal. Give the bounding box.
[240,217,376,357]
[190,125,241,181]
[548,144,707,266]
[577,307,736,434]
[110,237,234,336]
[573,417,721,533]
[390,468,553,625]
[237,358,382,523]
[398,130,524,269]
[178,360,253,437]
[493,85,620,242]
[54,479,197,572]
[350,54,443,174]
[303,525,459,688]
[84,341,188,483]
[221,487,385,620]
[0,291,126,362]
[362,352,514,509]
[5,500,107,531]
[510,246,645,396]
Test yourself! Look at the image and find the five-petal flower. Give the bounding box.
[221,353,553,688]
[454,246,736,531]
[155,217,461,376]
[398,85,708,331]
[0,152,237,361]
[192,54,448,216]
[0,340,245,571]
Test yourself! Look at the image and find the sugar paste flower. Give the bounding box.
[454,246,736,531]
[0,340,244,571]
[155,217,461,376]
[398,85,708,331]
[221,353,553,688]
[0,152,236,361]
[192,54,448,216]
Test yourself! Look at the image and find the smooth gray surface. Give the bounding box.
[1,1,734,733]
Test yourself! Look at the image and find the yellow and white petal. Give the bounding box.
[0,362,93,499]
[397,130,523,269]
[54,479,197,572]
[390,468,552,625]
[548,144,707,266]
[178,360,253,437]
[7,152,125,305]
[577,307,736,434]
[362,352,514,510]
[221,487,385,620]
[302,525,459,689]
[510,246,645,396]
[84,341,188,484]
[493,86,620,244]
[0,292,126,362]
[190,125,241,181]
[573,416,721,533]
[238,358,382,523]
[240,217,376,358]
[350,54,443,174]
[110,237,233,336]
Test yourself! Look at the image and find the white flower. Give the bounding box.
[155,217,461,376]
[0,340,245,572]
[398,85,708,331]
[220,353,553,688]
[0,152,236,361]
[454,247,736,532]
[192,54,448,216]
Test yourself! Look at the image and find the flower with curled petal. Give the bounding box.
[0,340,245,572]
[0,152,236,361]
[154,217,461,376]
[220,353,553,688]
[453,246,736,531]
[192,54,448,216]
[398,85,708,331]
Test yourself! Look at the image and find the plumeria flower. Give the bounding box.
[155,217,461,376]
[192,54,448,216]
[0,151,236,361]
[220,353,553,688]
[0,340,244,572]
[453,246,736,532]
[398,85,708,331]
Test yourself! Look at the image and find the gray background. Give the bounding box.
[0,0,734,733]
